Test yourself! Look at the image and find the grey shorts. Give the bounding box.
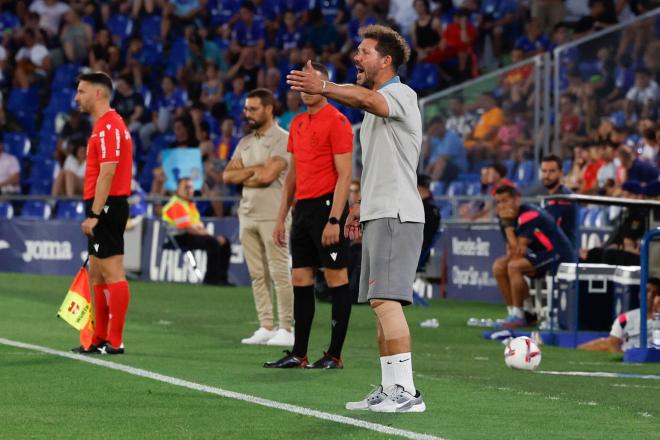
[358,217,424,305]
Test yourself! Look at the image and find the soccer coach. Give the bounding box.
[287,25,426,412]
[74,72,133,355]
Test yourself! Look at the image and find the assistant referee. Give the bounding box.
[73,72,133,355]
[266,62,354,369]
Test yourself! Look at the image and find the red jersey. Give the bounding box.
[83,109,133,200]
[287,104,353,200]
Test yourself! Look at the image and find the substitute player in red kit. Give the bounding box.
[72,72,133,355]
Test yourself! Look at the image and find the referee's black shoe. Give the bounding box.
[263,350,308,368]
[71,342,102,354]
[306,352,343,369]
[97,341,125,355]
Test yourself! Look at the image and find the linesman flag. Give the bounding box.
[57,262,94,348]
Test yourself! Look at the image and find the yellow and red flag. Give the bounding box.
[57,265,94,349]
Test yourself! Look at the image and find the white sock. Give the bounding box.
[381,353,415,395]
[512,307,524,319]
[507,306,513,316]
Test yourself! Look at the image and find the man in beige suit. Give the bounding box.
[223,88,294,346]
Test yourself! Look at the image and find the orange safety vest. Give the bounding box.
[162,195,200,230]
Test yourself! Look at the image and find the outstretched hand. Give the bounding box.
[287,60,324,95]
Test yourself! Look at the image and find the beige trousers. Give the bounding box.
[239,216,293,329]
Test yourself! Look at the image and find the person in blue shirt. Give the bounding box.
[540,154,579,250]
[276,10,306,50]
[620,145,659,184]
[424,116,467,184]
[139,76,187,151]
[492,185,576,329]
[514,20,551,57]
[231,1,265,50]
[478,0,519,59]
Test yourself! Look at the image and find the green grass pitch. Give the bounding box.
[0,272,657,439]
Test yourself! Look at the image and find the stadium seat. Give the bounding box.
[140,14,162,44]
[28,159,57,194]
[464,182,481,196]
[52,63,80,89]
[503,159,517,180]
[514,160,535,187]
[6,87,39,133]
[430,181,445,197]
[456,173,480,183]
[579,207,589,225]
[446,181,466,196]
[408,62,439,93]
[33,134,59,159]
[562,159,572,175]
[44,88,76,117]
[0,202,14,219]
[3,132,31,159]
[20,201,52,219]
[106,14,133,42]
[440,202,453,219]
[56,201,86,220]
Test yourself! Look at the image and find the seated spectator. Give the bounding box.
[501,49,534,105]
[57,8,93,65]
[492,184,576,329]
[445,95,476,139]
[624,67,658,124]
[56,110,92,163]
[494,106,524,159]
[477,0,518,60]
[51,141,86,197]
[0,135,20,195]
[88,27,120,72]
[278,90,304,131]
[411,0,442,62]
[162,177,232,285]
[139,76,187,152]
[200,62,224,114]
[580,143,606,194]
[423,116,467,184]
[111,74,145,132]
[276,9,306,51]
[223,75,248,125]
[637,125,658,164]
[578,278,660,352]
[29,0,70,40]
[596,142,622,195]
[573,0,618,37]
[619,145,659,184]
[458,166,493,221]
[231,1,265,53]
[464,93,504,161]
[14,28,50,83]
[558,93,587,152]
[564,145,588,192]
[514,19,551,57]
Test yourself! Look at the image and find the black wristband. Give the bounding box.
[328,216,339,225]
[88,211,101,219]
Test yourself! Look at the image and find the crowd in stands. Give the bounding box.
[0,0,658,220]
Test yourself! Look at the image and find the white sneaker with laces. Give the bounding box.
[368,384,426,413]
[241,327,276,345]
[345,385,388,410]
[265,328,295,346]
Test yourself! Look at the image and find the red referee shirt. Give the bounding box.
[287,104,353,200]
[83,109,133,200]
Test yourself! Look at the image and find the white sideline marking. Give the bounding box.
[0,338,443,440]
[537,370,660,380]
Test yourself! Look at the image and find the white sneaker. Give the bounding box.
[369,385,426,413]
[265,328,295,346]
[241,327,276,345]
[345,385,389,410]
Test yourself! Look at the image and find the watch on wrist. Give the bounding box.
[88,211,101,219]
[328,216,339,225]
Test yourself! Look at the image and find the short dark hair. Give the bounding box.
[308,61,329,78]
[246,88,276,109]
[495,184,520,198]
[359,24,410,70]
[541,154,562,170]
[77,71,113,94]
[649,277,660,293]
[490,162,508,179]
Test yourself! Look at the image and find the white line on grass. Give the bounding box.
[0,338,443,440]
[537,370,660,380]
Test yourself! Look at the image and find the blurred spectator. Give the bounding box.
[231,1,265,52]
[0,135,19,195]
[14,28,50,82]
[423,116,467,184]
[501,49,534,105]
[227,46,260,92]
[111,74,145,132]
[346,1,377,50]
[619,144,660,184]
[51,141,86,197]
[458,166,493,221]
[596,142,623,195]
[88,27,120,72]
[477,0,518,60]
[514,19,551,57]
[488,161,515,195]
[580,143,606,194]
[306,8,340,55]
[464,93,504,161]
[411,0,442,61]
[200,62,224,113]
[29,0,70,39]
[531,0,565,34]
[224,75,248,124]
[445,95,476,139]
[139,76,187,151]
[276,9,306,51]
[56,110,92,163]
[559,93,586,152]
[279,90,304,131]
[56,8,93,65]
[624,67,658,124]
[494,105,528,160]
[574,0,618,36]
[637,125,658,164]
[564,145,588,191]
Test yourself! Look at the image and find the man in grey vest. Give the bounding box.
[287,24,426,413]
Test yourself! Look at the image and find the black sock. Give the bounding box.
[328,283,352,359]
[292,285,315,357]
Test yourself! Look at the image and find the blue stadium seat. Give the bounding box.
[430,181,445,197]
[503,159,517,180]
[446,181,466,196]
[165,38,189,77]
[514,160,535,187]
[20,201,52,219]
[562,159,572,175]
[28,159,57,194]
[44,88,76,117]
[0,202,14,219]
[456,173,480,183]
[33,134,59,159]
[3,132,31,159]
[6,87,39,132]
[464,182,481,196]
[52,63,80,89]
[408,63,439,93]
[56,201,86,220]
[140,14,162,44]
[439,202,453,219]
[106,14,133,42]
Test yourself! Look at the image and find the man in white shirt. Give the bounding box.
[29,0,70,37]
[579,278,660,352]
[625,67,658,123]
[0,136,20,195]
[15,29,50,76]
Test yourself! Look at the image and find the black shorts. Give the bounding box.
[84,196,129,259]
[290,193,350,270]
[525,249,559,276]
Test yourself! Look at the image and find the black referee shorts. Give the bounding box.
[84,196,129,259]
[291,192,350,270]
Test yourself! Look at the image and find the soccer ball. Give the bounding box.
[504,336,542,370]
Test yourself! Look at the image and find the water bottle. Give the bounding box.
[652,313,660,349]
